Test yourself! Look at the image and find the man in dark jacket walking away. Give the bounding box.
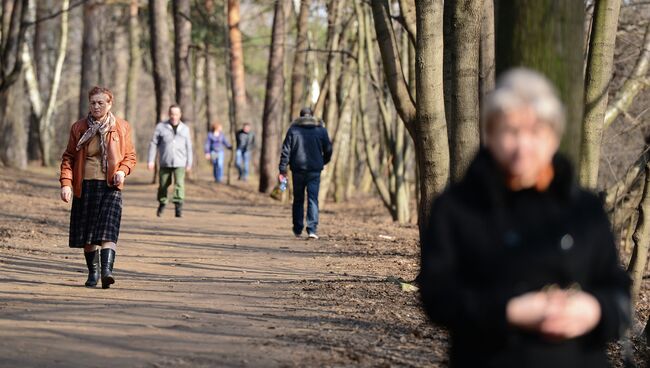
[278,108,332,239]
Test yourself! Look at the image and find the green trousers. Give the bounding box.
[158,167,185,204]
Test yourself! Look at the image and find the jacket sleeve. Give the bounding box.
[585,198,631,343]
[147,124,161,164]
[321,128,333,165]
[118,121,136,175]
[60,124,78,188]
[419,194,513,335]
[185,128,193,168]
[225,136,232,150]
[279,131,292,174]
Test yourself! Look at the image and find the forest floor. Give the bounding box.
[0,166,647,367]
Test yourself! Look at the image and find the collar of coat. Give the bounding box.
[458,148,579,207]
[292,116,323,127]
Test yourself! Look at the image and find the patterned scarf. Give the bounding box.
[76,112,115,173]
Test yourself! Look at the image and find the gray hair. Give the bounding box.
[482,68,565,138]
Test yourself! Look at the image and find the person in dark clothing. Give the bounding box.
[278,107,333,239]
[235,123,255,181]
[419,68,630,368]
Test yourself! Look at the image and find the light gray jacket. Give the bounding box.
[147,121,193,168]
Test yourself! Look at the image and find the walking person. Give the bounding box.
[204,122,232,183]
[419,69,630,367]
[235,122,255,181]
[60,86,136,289]
[278,108,332,239]
[148,104,193,218]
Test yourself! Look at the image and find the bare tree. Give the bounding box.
[78,0,102,118]
[125,0,141,136]
[0,0,29,168]
[22,0,69,166]
[479,0,495,122]
[579,0,622,189]
[290,0,310,120]
[173,0,194,125]
[259,0,288,193]
[149,0,175,123]
[370,0,449,232]
[228,0,247,128]
[604,21,650,128]
[444,0,482,182]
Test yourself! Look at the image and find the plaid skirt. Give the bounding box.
[69,180,122,248]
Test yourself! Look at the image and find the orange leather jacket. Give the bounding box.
[60,117,137,198]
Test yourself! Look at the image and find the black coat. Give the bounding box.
[279,116,333,174]
[419,149,631,368]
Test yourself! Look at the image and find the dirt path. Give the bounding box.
[0,167,445,368]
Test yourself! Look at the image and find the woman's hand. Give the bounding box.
[113,171,126,186]
[507,289,601,340]
[540,291,601,340]
[60,186,72,203]
[205,153,211,160]
[506,291,549,330]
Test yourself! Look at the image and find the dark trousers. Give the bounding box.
[292,171,321,235]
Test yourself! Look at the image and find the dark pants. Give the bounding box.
[292,171,321,235]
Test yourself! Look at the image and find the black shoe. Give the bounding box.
[84,250,100,287]
[175,202,183,218]
[156,203,166,217]
[100,249,116,289]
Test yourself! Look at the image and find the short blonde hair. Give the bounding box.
[483,68,565,138]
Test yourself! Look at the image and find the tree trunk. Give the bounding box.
[290,0,310,120]
[445,0,482,182]
[149,0,175,123]
[414,0,450,235]
[173,0,194,125]
[579,0,621,189]
[228,0,247,128]
[495,0,585,164]
[125,0,141,137]
[259,0,287,193]
[112,6,128,118]
[628,164,650,304]
[79,0,102,119]
[0,0,29,168]
[479,0,495,132]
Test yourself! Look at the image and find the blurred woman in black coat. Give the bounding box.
[419,68,631,368]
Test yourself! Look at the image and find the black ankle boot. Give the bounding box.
[157,203,166,217]
[84,250,100,287]
[100,249,116,289]
[175,202,183,218]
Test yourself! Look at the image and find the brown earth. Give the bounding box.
[0,166,647,367]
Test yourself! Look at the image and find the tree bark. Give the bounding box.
[628,163,650,304]
[444,0,482,182]
[495,0,585,164]
[0,0,29,168]
[259,0,287,193]
[173,0,194,125]
[149,0,175,123]
[78,0,102,119]
[125,0,141,136]
[579,0,621,189]
[290,0,310,120]
[228,0,247,128]
[414,0,450,235]
[479,0,495,134]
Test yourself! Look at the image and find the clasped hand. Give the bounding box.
[506,286,601,340]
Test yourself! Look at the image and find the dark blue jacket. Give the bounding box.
[279,116,332,174]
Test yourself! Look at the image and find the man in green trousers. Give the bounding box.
[147,104,193,218]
